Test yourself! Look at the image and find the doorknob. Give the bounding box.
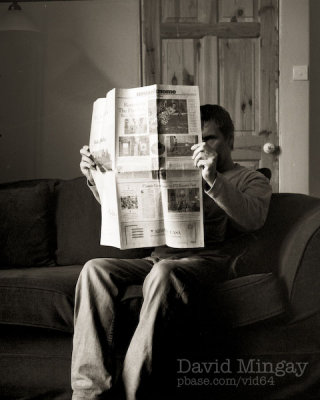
[263,142,277,154]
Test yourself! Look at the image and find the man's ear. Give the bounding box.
[228,135,234,150]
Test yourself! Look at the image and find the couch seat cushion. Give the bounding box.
[0,267,286,334]
[0,265,82,332]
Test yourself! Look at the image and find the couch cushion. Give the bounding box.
[0,182,56,268]
[0,265,81,332]
[55,177,152,265]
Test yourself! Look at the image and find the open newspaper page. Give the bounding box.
[90,85,165,249]
[157,85,204,247]
[114,85,165,248]
[89,93,121,248]
[89,84,204,249]
[114,171,165,248]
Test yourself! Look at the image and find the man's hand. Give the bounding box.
[191,142,218,187]
[80,145,96,185]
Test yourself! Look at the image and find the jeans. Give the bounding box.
[71,248,239,400]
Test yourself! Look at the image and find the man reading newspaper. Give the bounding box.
[72,104,272,400]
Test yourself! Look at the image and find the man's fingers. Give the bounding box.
[193,148,211,163]
[193,152,209,168]
[80,159,96,170]
[193,150,217,168]
[190,143,199,151]
[191,142,205,153]
[80,161,89,171]
[80,146,92,157]
[192,146,207,160]
[193,152,202,166]
[197,159,206,169]
[192,142,216,160]
[192,149,203,161]
[80,149,91,157]
[82,154,96,166]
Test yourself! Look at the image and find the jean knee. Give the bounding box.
[80,258,103,281]
[143,260,177,294]
[80,258,116,288]
[78,259,122,302]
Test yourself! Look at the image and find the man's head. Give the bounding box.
[200,104,235,172]
[200,104,234,150]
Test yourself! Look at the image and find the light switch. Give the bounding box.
[293,65,309,81]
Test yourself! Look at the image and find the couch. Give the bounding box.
[0,176,320,400]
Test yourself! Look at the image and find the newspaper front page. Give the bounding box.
[89,84,204,249]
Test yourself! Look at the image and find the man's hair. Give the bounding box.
[200,104,234,150]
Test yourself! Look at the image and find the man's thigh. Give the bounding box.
[83,257,154,287]
[156,251,233,290]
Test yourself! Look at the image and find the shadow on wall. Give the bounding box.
[47,51,115,107]
[41,48,116,180]
[0,31,42,183]
[0,0,141,182]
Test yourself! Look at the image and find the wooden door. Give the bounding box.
[141,0,279,191]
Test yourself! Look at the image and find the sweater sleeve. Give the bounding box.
[205,170,272,232]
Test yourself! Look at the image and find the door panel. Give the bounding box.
[161,0,217,24]
[197,36,218,104]
[162,39,195,85]
[218,0,257,22]
[142,0,279,191]
[219,38,257,132]
[162,36,218,105]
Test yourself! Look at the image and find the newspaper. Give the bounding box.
[89,84,204,249]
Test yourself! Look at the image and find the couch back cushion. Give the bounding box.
[55,177,152,265]
[0,181,56,267]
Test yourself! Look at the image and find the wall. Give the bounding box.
[0,0,141,181]
[310,0,320,198]
[279,0,310,194]
[0,30,42,183]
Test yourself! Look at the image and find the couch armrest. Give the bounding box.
[234,194,320,301]
[279,206,320,300]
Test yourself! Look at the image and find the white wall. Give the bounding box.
[0,0,141,181]
[279,0,310,194]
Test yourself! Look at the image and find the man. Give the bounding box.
[72,105,272,400]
